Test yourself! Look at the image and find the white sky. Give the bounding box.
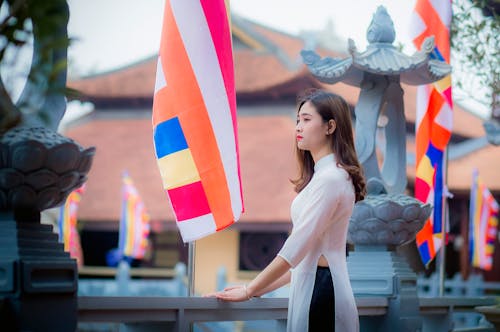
[66,0,418,75]
[0,0,491,117]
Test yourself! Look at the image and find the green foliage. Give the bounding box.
[451,0,500,119]
[0,0,70,133]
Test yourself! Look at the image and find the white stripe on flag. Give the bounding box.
[155,56,167,94]
[171,0,242,220]
[415,85,429,130]
[177,214,217,243]
[434,103,453,132]
[429,0,452,29]
[408,11,426,41]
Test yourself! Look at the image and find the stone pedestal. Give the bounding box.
[0,213,78,331]
[0,127,95,331]
[348,245,422,331]
[347,194,431,332]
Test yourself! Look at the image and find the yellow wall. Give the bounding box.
[194,228,247,295]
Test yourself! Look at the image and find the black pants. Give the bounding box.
[308,266,335,332]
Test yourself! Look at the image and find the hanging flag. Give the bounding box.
[118,171,151,260]
[152,0,243,243]
[469,169,499,271]
[410,0,454,267]
[58,184,86,268]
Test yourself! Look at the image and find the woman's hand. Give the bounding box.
[214,285,250,302]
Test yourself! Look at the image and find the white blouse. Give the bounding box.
[278,153,359,332]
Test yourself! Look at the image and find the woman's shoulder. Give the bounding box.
[313,165,349,189]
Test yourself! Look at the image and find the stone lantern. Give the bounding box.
[0,2,95,331]
[302,6,451,331]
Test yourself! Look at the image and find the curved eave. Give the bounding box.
[304,44,451,87]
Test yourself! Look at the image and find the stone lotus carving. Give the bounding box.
[348,194,432,246]
[0,126,95,211]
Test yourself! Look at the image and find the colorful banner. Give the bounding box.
[118,171,150,259]
[469,169,499,271]
[152,0,243,242]
[410,0,453,266]
[58,184,86,267]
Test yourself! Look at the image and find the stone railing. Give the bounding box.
[77,296,388,332]
[77,295,496,332]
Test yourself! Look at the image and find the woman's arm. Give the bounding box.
[215,256,291,302]
[254,269,291,296]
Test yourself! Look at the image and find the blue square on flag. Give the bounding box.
[154,117,188,158]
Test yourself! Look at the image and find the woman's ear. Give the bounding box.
[328,119,336,135]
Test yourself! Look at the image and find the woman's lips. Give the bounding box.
[296,135,303,141]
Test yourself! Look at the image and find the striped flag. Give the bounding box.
[410,0,453,266]
[469,169,499,271]
[58,184,86,267]
[119,171,150,259]
[152,0,243,243]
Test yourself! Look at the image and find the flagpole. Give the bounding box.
[438,201,447,296]
[187,241,196,297]
[438,147,450,296]
[187,241,195,332]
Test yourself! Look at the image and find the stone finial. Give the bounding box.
[366,6,396,44]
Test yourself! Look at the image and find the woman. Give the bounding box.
[213,89,366,332]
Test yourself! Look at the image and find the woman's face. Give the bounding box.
[295,101,332,156]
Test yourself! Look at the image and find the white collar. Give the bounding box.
[314,153,335,172]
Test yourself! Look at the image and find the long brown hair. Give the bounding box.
[291,89,366,202]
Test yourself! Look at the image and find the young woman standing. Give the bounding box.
[212,89,366,332]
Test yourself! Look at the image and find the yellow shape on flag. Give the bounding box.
[416,155,434,187]
[157,149,200,189]
[433,75,451,93]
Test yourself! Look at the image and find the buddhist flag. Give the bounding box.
[469,169,499,271]
[58,184,86,268]
[152,0,243,243]
[118,171,150,259]
[410,0,453,267]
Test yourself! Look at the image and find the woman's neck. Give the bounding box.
[311,147,334,163]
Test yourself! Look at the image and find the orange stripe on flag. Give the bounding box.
[414,0,450,60]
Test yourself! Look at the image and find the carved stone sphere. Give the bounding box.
[348,193,432,246]
[0,127,95,211]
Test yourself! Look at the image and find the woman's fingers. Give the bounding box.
[216,287,248,302]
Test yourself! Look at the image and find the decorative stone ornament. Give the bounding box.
[348,193,432,246]
[0,126,95,211]
[301,5,451,195]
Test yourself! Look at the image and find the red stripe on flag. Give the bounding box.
[168,181,211,221]
[200,0,244,213]
[415,177,431,202]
